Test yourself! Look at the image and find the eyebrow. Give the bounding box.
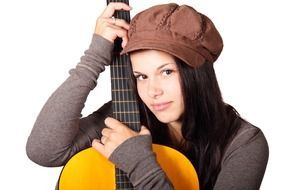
[133,63,176,74]
[157,63,175,70]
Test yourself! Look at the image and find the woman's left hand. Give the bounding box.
[92,117,150,158]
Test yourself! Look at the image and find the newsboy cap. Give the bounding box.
[122,3,223,68]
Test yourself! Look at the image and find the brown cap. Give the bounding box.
[122,3,223,68]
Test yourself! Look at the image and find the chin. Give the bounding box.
[155,114,179,124]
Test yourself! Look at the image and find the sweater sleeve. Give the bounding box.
[213,125,269,190]
[26,34,114,167]
[109,135,174,190]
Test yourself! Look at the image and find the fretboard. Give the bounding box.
[108,0,140,132]
[111,55,141,132]
[107,0,140,189]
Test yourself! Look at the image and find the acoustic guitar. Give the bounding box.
[59,0,199,189]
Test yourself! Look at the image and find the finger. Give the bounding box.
[101,135,109,145]
[92,138,101,145]
[101,2,132,18]
[95,24,127,43]
[139,126,151,135]
[121,36,128,48]
[112,26,128,43]
[107,18,130,30]
[109,26,129,48]
[102,127,112,137]
[104,117,123,129]
[92,139,105,154]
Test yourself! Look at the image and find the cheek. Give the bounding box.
[137,83,147,102]
[167,77,184,106]
[166,77,182,95]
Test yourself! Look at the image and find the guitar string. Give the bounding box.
[111,0,134,188]
[119,4,129,188]
[121,4,133,188]
[116,51,125,190]
[123,2,135,188]
[109,3,121,185]
[119,2,127,130]
[115,1,123,188]
[121,2,133,131]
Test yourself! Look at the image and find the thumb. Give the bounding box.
[139,126,151,136]
[121,36,128,48]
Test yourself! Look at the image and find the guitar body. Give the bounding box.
[59,144,199,190]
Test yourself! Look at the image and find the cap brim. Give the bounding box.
[122,38,205,68]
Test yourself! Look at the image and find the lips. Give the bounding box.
[151,101,172,111]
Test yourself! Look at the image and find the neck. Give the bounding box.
[167,121,183,142]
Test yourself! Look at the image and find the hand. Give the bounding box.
[92,117,150,159]
[94,2,131,48]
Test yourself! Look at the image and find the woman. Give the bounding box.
[26,2,269,190]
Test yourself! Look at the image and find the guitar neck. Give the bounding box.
[108,0,141,132]
[107,1,139,189]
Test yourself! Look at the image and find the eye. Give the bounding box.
[134,74,147,81]
[162,69,173,76]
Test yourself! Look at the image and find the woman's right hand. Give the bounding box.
[95,2,131,48]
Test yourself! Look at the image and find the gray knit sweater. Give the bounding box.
[26,34,269,190]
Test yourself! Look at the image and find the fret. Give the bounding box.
[112,100,137,102]
[111,77,129,80]
[121,121,141,124]
[112,89,133,92]
[111,70,129,77]
[113,109,139,115]
[112,65,128,67]
[113,110,140,116]
[113,111,140,114]
[112,99,137,103]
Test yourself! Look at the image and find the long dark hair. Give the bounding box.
[128,58,242,190]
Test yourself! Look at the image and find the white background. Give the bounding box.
[0,0,284,189]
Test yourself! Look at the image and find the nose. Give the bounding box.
[147,78,163,98]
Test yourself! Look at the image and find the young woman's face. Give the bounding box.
[130,50,184,127]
